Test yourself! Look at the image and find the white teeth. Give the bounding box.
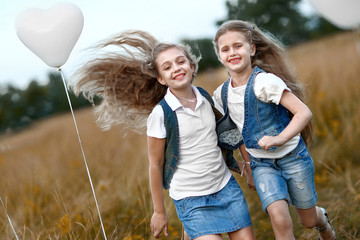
[174,74,184,80]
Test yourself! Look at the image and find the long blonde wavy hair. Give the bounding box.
[213,20,313,145]
[71,30,199,133]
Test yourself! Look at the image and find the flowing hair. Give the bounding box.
[71,30,199,133]
[213,20,313,145]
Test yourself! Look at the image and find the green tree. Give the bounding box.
[0,84,28,131]
[46,72,90,113]
[46,72,71,113]
[0,73,90,134]
[23,80,49,119]
[180,0,341,72]
[306,16,341,40]
[217,0,341,46]
[218,0,309,46]
[181,38,222,72]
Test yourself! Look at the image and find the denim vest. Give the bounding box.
[159,87,240,189]
[217,83,243,150]
[221,66,291,151]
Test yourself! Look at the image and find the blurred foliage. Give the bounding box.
[181,0,341,71]
[217,0,342,46]
[181,38,222,72]
[219,0,311,45]
[0,72,90,134]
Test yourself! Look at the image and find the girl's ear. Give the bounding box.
[191,64,195,74]
[250,44,256,57]
[157,76,167,86]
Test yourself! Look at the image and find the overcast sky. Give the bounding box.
[0,0,315,89]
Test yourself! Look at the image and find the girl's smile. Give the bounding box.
[174,72,186,80]
[217,31,255,78]
[156,47,194,90]
[229,57,241,64]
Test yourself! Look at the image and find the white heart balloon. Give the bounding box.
[308,0,360,30]
[15,2,84,68]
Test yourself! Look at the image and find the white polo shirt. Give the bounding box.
[147,85,231,200]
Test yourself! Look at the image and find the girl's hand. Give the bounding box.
[258,91,313,151]
[238,145,255,190]
[245,169,256,190]
[240,162,256,190]
[258,135,287,150]
[150,212,168,238]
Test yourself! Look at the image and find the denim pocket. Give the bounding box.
[254,127,279,151]
[249,156,259,170]
[296,144,311,161]
[173,197,188,215]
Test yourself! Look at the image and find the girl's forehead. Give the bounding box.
[157,47,186,64]
[218,31,248,45]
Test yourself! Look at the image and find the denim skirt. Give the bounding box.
[173,176,252,239]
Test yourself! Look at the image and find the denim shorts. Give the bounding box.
[173,176,252,240]
[250,138,318,213]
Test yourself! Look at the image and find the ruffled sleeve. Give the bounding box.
[213,83,225,115]
[254,72,291,104]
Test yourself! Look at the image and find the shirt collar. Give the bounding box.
[164,85,205,111]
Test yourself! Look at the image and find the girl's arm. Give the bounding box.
[239,145,256,190]
[148,136,168,238]
[258,90,312,150]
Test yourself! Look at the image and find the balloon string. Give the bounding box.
[0,196,19,240]
[58,68,108,240]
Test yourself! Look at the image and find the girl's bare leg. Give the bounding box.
[296,206,336,240]
[183,228,190,240]
[228,226,255,240]
[267,200,295,240]
[195,234,223,240]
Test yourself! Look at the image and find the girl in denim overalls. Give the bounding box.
[72,30,255,240]
[212,20,336,240]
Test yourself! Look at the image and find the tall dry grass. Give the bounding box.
[0,110,181,239]
[1,31,359,239]
[288,31,360,239]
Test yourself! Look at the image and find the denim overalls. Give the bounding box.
[220,66,317,212]
[159,87,240,189]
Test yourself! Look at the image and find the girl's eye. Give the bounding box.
[222,48,229,52]
[177,57,186,64]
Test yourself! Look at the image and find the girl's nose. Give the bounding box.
[174,64,181,72]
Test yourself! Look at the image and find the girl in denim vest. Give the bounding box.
[72,30,255,240]
[212,20,336,240]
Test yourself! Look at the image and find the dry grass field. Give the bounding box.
[1,31,359,239]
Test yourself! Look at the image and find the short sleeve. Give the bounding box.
[146,105,166,138]
[254,72,291,104]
